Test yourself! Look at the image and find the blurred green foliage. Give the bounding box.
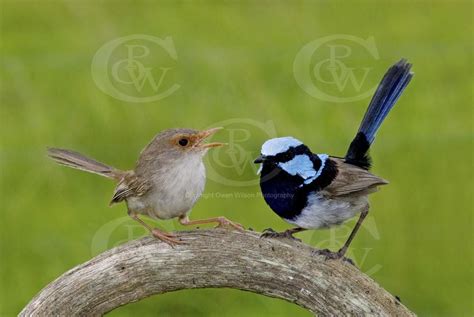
[1,1,472,316]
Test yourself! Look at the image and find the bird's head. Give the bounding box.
[254,137,312,173]
[140,127,225,162]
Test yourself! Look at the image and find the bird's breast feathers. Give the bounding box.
[259,153,334,220]
[120,156,206,219]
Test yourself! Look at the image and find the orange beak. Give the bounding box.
[195,127,226,148]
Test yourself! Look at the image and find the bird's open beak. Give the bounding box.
[254,155,265,163]
[195,127,226,148]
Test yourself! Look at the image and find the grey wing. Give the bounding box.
[322,158,388,197]
[110,171,151,205]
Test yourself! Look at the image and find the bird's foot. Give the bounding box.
[313,248,355,266]
[151,228,184,247]
[260,228,302,242]
[215,217,245,231]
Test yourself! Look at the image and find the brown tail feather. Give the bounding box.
[47,147,124,180]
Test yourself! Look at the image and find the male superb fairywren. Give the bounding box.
[254,59,413,260]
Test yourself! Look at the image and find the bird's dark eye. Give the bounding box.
[178,138,189,146]
[281,152,291,161]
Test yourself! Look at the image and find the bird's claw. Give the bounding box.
[260,228,302,242]
[151,229,185,247]
[215,217,244,232]
[260,228,276,237]
[313,248,355,266]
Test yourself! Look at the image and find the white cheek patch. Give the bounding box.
[261,137,303,156]
[256,164,263,175]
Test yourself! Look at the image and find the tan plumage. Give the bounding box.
[110,171,150,205]
[47,148,123,180]
[323,158,388,197]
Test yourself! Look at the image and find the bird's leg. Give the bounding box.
[337,207,369,257]
[179,215,244,231]
[315,207,368,263]
[129,213,183,246]
[260,227,306,242]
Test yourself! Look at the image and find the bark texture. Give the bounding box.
[20,229,415,316]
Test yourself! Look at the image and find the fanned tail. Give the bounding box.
[47,147,123,180]
[345,59,413,169]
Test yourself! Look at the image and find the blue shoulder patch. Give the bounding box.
[277,153,329,186]
[303,154,328,185]
[278,154,316,179]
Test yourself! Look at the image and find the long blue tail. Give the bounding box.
[345,59,413,169]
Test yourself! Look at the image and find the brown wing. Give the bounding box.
[109,171,150,205]
[322,158,388,197]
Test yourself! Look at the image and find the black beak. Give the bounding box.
[254,155,265,164]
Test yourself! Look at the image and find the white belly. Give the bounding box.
[128,158,206,220]
[287,192,368,229]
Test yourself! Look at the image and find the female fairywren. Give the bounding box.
[48,127,243,246]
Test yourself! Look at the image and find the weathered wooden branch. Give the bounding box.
[21,229,414,316]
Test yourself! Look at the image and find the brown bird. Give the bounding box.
[48,127,243,245]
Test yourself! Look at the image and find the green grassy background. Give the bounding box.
[1,1,472,316]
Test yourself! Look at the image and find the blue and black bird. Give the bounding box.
[254,59,413,260]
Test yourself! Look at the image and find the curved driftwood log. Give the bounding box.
[21,229,414,316]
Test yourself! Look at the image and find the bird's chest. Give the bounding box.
[146,159,206,219]
[259,166,309,220]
